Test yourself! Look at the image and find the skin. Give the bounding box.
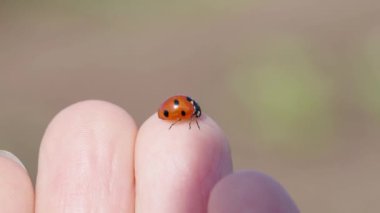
[0,100,299,213]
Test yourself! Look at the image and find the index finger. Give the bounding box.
[135,114,233,213]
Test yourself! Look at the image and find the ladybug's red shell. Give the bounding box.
[158,95,195,120]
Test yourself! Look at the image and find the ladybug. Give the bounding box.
[158,95,202,129]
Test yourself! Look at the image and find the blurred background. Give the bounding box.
[1,0,379,212]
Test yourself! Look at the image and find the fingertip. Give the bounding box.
[208,170,300,213]
[139,113,228,146]
[0,150,27,171]
[137,113,232,175]
[36,100,137,212]
[135,113,233,213]
[0,151,34,213]
[40,99,138,154]
[44,100,137,135]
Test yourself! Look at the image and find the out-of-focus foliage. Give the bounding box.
[231,37,333,153]
[2,0,255,18]
[357,30,380,120]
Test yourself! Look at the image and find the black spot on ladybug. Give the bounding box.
[164,110,169,117]
[186,96,192,102]
[174,99,179,106]
[181,110,186,116]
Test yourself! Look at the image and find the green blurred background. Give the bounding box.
[1,0,379,212]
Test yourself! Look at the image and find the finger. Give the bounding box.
[0,150,34,213]
[35,100,137,213]
[135,114,233,213]
[208,170,300,213]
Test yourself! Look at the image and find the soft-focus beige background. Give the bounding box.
[1,0,380,212]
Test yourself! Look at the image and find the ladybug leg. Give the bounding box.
[189,115,199,129]
[169,118,181,130]
[188,116,200,130]
[195,119,200,130]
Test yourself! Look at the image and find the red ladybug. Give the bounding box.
[158,95,202,129]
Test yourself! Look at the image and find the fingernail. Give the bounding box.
[0,150,26,171]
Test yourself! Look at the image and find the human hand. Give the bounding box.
[0,100,299,213]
